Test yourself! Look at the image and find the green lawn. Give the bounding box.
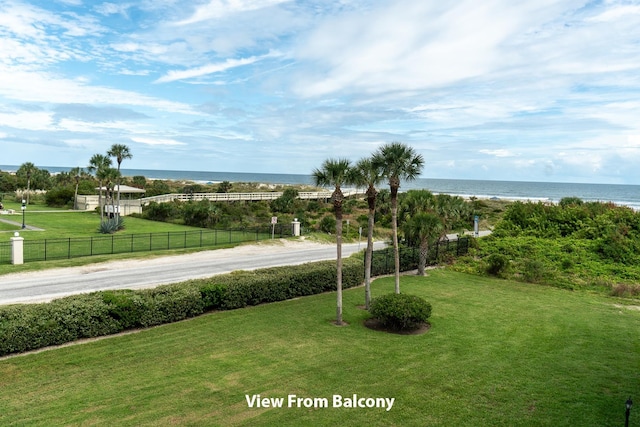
[0,207,271,273]
[1,270,638,426]
[0,221,20,231]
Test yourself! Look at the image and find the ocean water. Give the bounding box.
[2,165,639,209]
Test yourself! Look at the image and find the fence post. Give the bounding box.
[10,233,24,265]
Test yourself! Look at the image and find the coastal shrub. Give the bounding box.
[0,294,121,355]
[369,293,432,331]
[198,283,228,311]
[319,215,335,233]
[522,258,546,283]
[485,253,509,276]
[101,290,147,329]
[44,185,75,208]
[610,283,640,298]
[137,285,204,327]
[205,257,363,310]
[143,201,176,222]
[0,258,364,357]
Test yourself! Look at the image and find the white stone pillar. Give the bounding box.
[11,233,24,265]
[292,218,301,237]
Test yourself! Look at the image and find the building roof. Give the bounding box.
[95,184,146,193]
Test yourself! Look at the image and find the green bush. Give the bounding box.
[44,185,75,208]
[370,293,432,331]
[0,294,121,355]
[319,215,336,233]
[101,290,147,329]
[485,253,509,276]
[522,258,546,283]
[0,257,365,357]
[137,285,204,327]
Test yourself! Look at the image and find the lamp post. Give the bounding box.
[21,199,26,229]
[626,397,633,427]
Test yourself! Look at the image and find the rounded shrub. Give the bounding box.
[369,293,432,331]
[485,253,509,276]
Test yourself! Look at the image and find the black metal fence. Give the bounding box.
[370,237,470,276]
[0,225,296,264]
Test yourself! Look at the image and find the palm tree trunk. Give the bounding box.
[99,181,104,223]
[364,207,375,309]
[418,241,428,276]
[335,208,343,325]
[74,183,79,210]
[391,184,400,293]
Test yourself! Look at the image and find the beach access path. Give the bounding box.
[0,239,386,305]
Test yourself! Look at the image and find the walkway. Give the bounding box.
[139,189,359,205]
[0,217,44,231]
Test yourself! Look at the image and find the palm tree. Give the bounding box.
[352,157,384,310]
[402,212,443,276]
[312,158,354,325]
[69,167,84,210]
[372,142,424,294]
[107,144,132,219]
[17,162,35,205]
[88,154,112,223]
[104,168,121,219]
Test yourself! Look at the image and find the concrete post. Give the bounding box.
[292,218,301,237]
[11,233,24,265]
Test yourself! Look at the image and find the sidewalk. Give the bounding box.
[0,217,44,231]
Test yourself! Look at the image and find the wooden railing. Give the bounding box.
[139,190,359,205]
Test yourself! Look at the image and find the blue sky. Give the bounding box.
[0,0,639,184]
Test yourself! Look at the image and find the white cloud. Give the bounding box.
[479,149,517,158]
[94,3,133,16]
[131,137,187,146]
[175,0,292,25]
[586,4,640,22]
[0,110,53,130]
[0,67,199,115]
[155,56,261,83]
[293,0,574,97]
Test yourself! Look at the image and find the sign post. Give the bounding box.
[271,216,277,239]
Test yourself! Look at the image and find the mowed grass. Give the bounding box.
[0,207,262,274]
[1,270,638,426]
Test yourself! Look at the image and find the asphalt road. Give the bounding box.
[0,240,386,305]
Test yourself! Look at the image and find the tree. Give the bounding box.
[107,144,132,219]
[103,167,121,219]
[399,190,470,274]
[88,154,112,223]
[352,157,384,310]
[402,212,443,275]
[372,142,424,293]
[312,158,354,325]
[17,162,36,204]
[69,167,85,210]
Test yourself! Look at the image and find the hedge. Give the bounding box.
[0,257,363,357]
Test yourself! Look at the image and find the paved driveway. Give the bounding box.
[0,240,386,305]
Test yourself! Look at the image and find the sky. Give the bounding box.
[0,0,639,184]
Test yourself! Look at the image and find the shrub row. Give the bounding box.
[0,257,363,357]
